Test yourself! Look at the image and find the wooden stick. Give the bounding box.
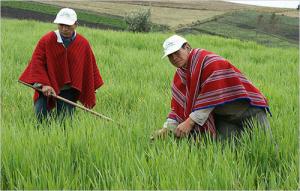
[18,80,114,122]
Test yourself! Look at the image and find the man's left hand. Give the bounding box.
[174,117,195,138]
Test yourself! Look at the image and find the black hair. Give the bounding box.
[182,42,191,51]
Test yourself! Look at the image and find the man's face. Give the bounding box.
[167,46,190,68]
[58,23,77,38]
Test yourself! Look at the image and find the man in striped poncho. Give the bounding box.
[152,35,271,140]
[19,8,103,122]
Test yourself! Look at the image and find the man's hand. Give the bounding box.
[174,117,195,138]
[41,85,56,97]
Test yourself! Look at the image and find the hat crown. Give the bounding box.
[54,8,77,25]
[164,41,176,50]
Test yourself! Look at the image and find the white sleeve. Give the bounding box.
[189,107,214,126]
[163,118,179,130]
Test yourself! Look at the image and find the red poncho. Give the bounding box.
[19,31,103,109]
[168,49,269,136]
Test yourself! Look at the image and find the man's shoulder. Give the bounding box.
[39,31,56,42]
[75,33,90,44]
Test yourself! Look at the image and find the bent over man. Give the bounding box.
[153,35,270,140]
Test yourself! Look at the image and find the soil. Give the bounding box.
[1,6,124,31]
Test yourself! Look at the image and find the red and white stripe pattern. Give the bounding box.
[168,48,269,136]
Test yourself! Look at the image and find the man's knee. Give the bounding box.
[243,107,270,129]
[215,118,242,140]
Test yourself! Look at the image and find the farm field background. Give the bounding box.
[1,18,298,189]
[32,0,298,28]
[2,1,298,47]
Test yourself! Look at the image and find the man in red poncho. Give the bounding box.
[19,8,104,122]
[152,35,271,140]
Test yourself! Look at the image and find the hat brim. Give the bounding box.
[161,44,182,59]
[53,18,76,26]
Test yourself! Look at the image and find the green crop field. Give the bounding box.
[2,1,298,47]
[177,10,299,48]
[1,1,128,30]
[1,18,299,189]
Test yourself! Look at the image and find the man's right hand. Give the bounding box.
[41,85,56,97]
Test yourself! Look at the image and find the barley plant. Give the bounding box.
[1,19,298,189]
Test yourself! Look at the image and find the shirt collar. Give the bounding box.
[54,30,77,43]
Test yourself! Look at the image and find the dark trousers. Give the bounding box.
[34,89,78,122]
[215,107,270,140]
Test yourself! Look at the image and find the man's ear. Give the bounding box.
[184,43,191,50]
[185,43,192,50]
[74,21,78,28]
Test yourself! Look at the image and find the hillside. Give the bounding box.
[1,1,298,48]
[177,10,299,47]
[31,0,299,28]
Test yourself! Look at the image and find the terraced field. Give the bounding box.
[32,0,298,28]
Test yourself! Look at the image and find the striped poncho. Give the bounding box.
[168,49,269,136]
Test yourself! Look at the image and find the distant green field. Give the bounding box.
[177,11,299,48]
[2,1,298,47]
[1,1,168,32]
[1,19,299,189]
[1,1,128,30]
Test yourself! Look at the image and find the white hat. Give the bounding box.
[54,8,77,25]
[162,35,187,58]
